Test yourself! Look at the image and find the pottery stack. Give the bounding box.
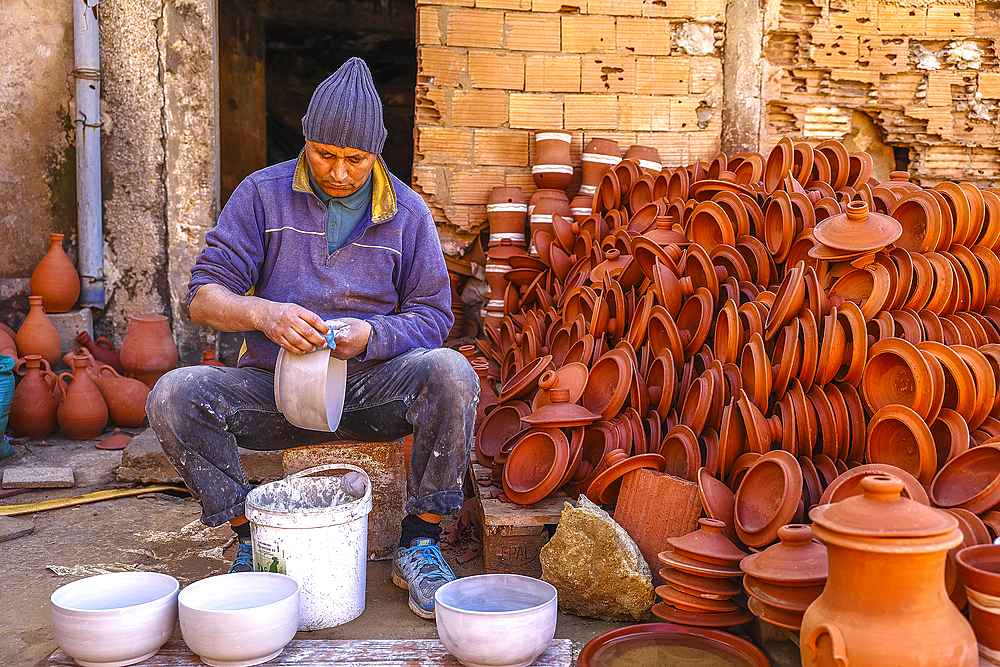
[653,518,752,627]
[484,188,529,330]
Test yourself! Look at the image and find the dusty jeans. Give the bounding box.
[146,347,479,527]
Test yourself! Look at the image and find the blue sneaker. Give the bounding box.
[229,536,254,573]
[391,538,456,619]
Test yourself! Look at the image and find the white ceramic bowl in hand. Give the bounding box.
[434,574,558,667]
[50,571,179,667]
[178,572,299,667]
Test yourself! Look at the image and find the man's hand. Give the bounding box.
[326,318,372,360]
[258,302,330,354]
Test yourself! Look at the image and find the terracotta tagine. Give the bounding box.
[734,450,803,548]
[56,355,109,440]
[522,386,599,428]
[15,296,63,368]
[75,331,125,374]
[801,474,977,667]
[814,200,902,253]
[8,355,60,438]
[118,314,179,390]
[30,232,80,313]
[87,364,151,428]
[96,428,132,451]
[668,518,748,566]
[502,427,570,505]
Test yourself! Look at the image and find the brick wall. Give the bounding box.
[413,0,726,255]
[763,0,1000,187]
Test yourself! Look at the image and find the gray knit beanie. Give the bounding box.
[301,57,387,154]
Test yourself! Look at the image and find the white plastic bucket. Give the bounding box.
[245,463,372,631]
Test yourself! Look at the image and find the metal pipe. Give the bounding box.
[73,0,104,308]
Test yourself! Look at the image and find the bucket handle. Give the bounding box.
[288,463,367,480]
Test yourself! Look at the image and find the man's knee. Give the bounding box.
[146,366,213,429]
[422,348,479,400]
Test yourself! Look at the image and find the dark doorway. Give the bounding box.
[218,0,416,208]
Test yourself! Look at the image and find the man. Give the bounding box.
[146,57,479,620]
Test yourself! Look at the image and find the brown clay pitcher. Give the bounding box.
[15,296,62,368]
[119,314,178,389]
[76,331,125,374]
[30,232,80,313]
[9,355,61,438]
[56,356,108,440]
[88,363,150,428]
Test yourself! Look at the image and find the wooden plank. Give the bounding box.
[36,639,574,666]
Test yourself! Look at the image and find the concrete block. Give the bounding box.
[46,309,93,358]
[0,516,35,542]
[2,466,75,488]
[116,428,281,485]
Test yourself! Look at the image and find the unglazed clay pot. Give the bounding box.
[88,364,151,428]
[487,187,528,247]
[955,545,1000,664]
[30,232,80,313]
[532,130,573,190]
[9,355,60,438]
[801,474,977,667]
[502,427,570,505]
[119,314,178,389]
[16,296,62,368]
[57,356,108,440]
[75,331,125,375]
[580,138,621,197]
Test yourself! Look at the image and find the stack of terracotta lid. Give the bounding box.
[809,199,902,265]
[740,524,828,631]
[653,518,753,627]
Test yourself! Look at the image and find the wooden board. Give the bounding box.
[36,638,574,667]
[472,463,566,577]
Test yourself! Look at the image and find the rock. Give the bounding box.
[0,516,35,542]
[1,466,74,488]
[539,495,655,622]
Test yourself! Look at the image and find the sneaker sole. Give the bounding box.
[390,570,435,620]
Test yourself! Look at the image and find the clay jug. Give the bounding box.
[88,364,150,428]
[200,350,226,367]
[30,232,80,313]
[801,474,977,667]
[119,314,178,389]
[56,356,108,440]
[9,355,61,438]
[76,331,125,374]
[15,296,62,368]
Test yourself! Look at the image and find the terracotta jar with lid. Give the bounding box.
[801,474,977,667]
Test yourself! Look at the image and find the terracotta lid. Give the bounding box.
[96,428,132,451]
[814,200,902,252]
[810,474,958,540]
[522,387,599,427]
[739,524,827,586]
[668,518,748,566]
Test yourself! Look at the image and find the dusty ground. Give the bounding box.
[0,433,799,667]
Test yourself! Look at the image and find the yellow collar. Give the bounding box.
[292,151,397,223]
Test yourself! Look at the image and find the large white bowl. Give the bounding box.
[178,572,299,667]
[434,574,558,667]
[50,571,179,667]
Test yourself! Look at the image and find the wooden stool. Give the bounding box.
[282,440,405,560]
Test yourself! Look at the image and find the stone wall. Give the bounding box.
[411,0,727,256]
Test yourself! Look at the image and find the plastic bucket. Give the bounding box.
[245,463,372,631]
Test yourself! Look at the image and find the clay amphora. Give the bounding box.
[76,331,125,374]
[801,474,977,667]
[200,350,226,367]
[9,355,60,438]
[15,296,62,368]
[119,314,178,389]
[88,364,150,428]
[56,356,108,440]
[30,232,80,313]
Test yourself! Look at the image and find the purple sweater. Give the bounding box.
[188,153,453,374]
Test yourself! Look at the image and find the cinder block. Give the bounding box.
[447,9,505,48]
[581,55,636,93]
[635,57,690,95]
[418,6,443,44]
[418,46,467,87]
[564,93,618,129]
[0,516,34,542]
[468,51,525,89]
[668,97,700,132]
[860,36,908,74]
[474,129,531,166]
[810,31,860,69]
[926,4,974,37]
[416,127,473,164]
[450,167,508,204]
[616,17,671,56]
[561,15,616,53]
[506,13,562,52]
[508,93,563,129]
[878,4,926,35]
[453,90,509,127]
[525,54,582,93]
[689,56,722,94]
[47,309,92,359]
[2,466,74,489]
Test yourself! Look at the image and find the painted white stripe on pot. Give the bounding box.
[532,164,575,175]
[582,153,622,165]
[485,264,510,272]
[487,299,506,308]
[531,214,557,225]
[571,207,590,217]
[486,203,528,213]
[636,158,663,171]
[489,233,525,244]
[578,185,597,195]
[535,132,572,143]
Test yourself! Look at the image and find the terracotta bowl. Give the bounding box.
[734,450,803,548]
[502,428,570,505]
[930,444,1000,514]
[866,404,937,485]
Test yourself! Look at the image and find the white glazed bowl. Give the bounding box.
[50,571,179,667]
[178,572,300,667]
[434,574,558,667]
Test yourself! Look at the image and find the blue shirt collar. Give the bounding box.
[308,168,373,210]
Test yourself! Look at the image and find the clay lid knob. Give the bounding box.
[500,237,513,247]
[538,370,557,390]
[656,216,671,230]
[605,248,621,261]
[698,517,727,533]
[890,171,911,181]
[605,449,629,467]
[550,388,571,404]
[846,200,870,223]
[861,473,904,501]
[777,524,813,547]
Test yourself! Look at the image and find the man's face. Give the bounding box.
[304,140,378,197]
